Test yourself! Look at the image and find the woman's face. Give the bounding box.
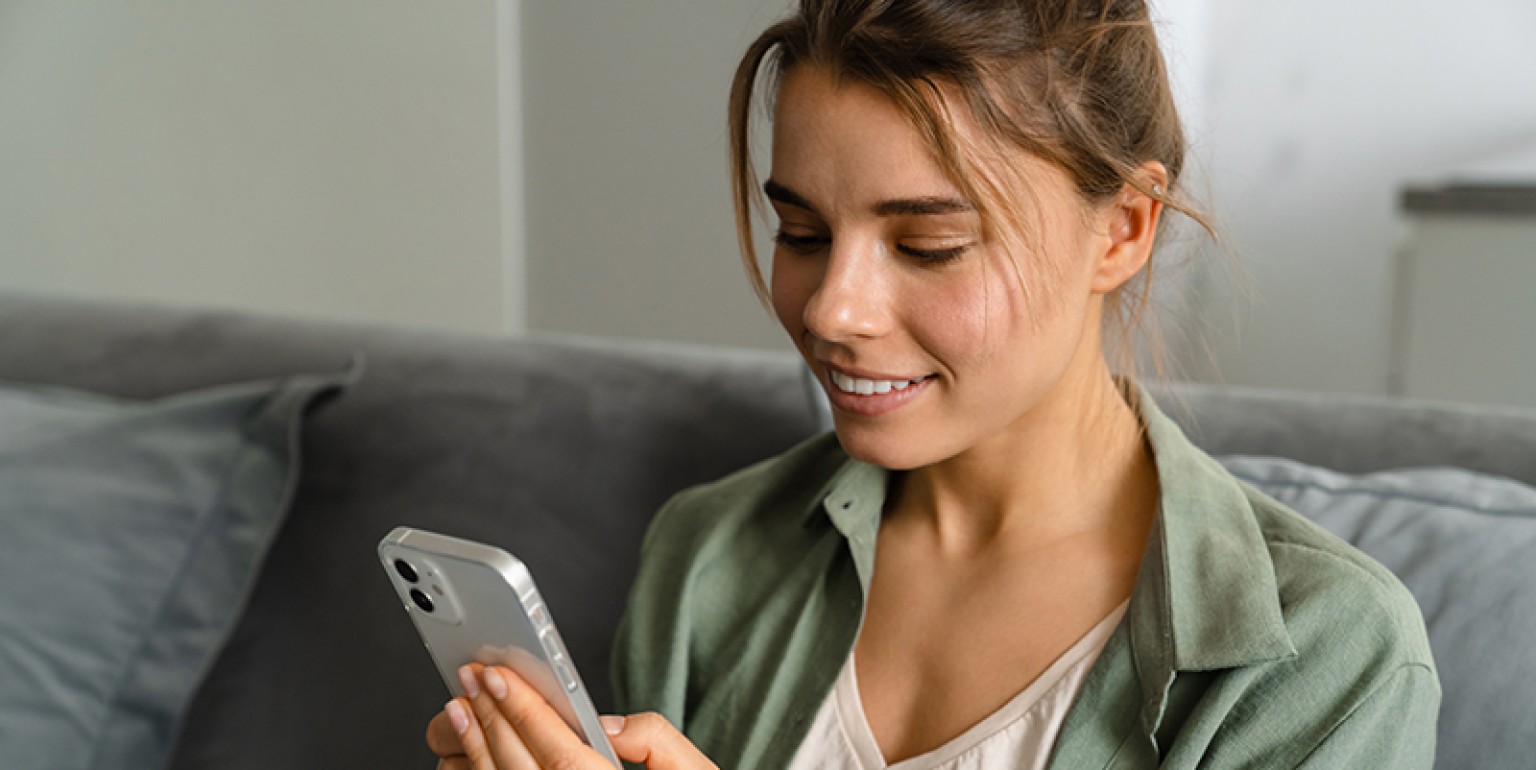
[768,66,1125,470]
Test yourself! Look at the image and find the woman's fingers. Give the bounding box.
[426,705,467,758]
[435,663,712,769]
[456,664,542,769]
[446,694,522,770]
[606,712,720,770]
[430,699,506,770]
[474,664,604,769]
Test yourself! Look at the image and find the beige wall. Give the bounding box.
[0,0,509,333]
[1394,216,1536,408]
[520,0,791,351]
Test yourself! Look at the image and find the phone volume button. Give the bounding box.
[552,654,578,693]
[528,602,551,629]
[538,629,579,692]
[537,627,561,657]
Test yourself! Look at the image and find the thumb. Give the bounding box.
[602,712,718,770]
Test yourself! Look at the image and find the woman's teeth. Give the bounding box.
[829,371,926,396]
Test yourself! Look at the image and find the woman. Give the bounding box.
[428,1,1439,768]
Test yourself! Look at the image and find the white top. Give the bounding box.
[787,601,1128,770]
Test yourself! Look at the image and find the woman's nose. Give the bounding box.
[802,242,893,342]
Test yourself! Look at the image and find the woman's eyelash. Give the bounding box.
[773,231,969,264]
[774,232,829,254]
[898,244,968,264]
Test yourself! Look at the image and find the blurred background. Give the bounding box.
[3,0,1534,405]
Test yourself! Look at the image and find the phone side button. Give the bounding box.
[539,629,579,692]
[527,602,551,629]
[549,652,577,692]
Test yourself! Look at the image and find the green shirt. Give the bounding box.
[612,395,1440,768]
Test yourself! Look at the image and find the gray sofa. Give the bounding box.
[0,290,1532,769]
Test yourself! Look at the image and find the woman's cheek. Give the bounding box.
[909,275,992,367]
[770,258,814,342]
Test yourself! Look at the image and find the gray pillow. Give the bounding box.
[1220,455,1536,770]
[0,371,351,770]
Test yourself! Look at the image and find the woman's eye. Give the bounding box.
[898,243,969,264]
[774,231,829,255]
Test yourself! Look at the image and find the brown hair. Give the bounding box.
[728,0,1217,377]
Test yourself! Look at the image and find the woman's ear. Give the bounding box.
[1090,161,1168,294]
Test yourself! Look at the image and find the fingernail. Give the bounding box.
[483,668,509,700]
[457,665,480,698]
[600,715,626,736]
[445,700,470,735]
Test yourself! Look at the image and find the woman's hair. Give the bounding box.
[728,0,1216,378]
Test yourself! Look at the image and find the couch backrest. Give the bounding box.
[0,292,821,769]
[1152,381,1536,486]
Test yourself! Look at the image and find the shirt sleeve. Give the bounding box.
[1295,663,1440,769]
[609,489,696,726]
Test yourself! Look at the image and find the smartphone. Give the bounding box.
[378,526,621,767]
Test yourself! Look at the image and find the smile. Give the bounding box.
[820,367,934,418]
[828,370,929,395]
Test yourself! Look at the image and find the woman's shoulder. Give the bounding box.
[1240,483,1436,669]
[1140,391,1434,671]
[1132,456,1441,766]
[1163,482,1444,765]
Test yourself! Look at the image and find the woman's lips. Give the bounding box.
[821,366,934,417]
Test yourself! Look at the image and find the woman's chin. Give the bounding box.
[830,422,947,471]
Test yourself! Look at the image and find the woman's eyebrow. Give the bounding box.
[764,179,818,213]
[872,197,975,216]
[764,179,974,218]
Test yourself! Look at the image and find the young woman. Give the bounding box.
[427,2,1439,768]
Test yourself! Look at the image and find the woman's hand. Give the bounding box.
[426,663,717,770]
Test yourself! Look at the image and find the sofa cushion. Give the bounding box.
[1220,455,1536,770]
[0,371,350,770]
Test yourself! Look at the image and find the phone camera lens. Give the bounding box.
[410,588,435,613]
[394,559,419,583]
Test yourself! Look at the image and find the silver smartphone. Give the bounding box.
[378,526,621,767]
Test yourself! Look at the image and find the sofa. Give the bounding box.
[0,290,1531,769]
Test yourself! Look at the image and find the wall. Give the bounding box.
[1196,0,1536,394]
[1396,215,1536,407]
[519,0,792,351]
[0,0,509,333]
[6,1,1534,396]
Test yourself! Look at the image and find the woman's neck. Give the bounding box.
[885,364,1159,558]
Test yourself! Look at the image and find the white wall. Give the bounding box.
[1196,0,1536,394]
[0,0,510,333]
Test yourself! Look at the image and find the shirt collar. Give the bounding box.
[1130,391,1297,739]
[1134,392,1297,667]
[802,452,885,591]
[801,387,1298,686]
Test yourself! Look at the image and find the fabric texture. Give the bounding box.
[0,371,351,770]
[612,394,1440,769]
[1220,456,1536,770]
